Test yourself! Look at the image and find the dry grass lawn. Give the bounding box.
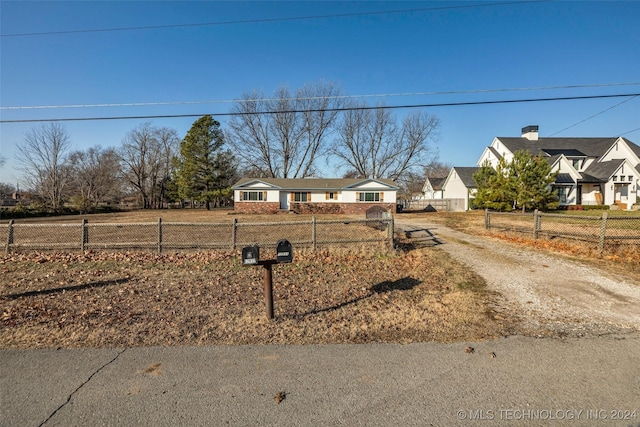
[1,238,516,349]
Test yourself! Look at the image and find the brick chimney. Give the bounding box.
[521,125,539,141]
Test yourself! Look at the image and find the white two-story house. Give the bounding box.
[473,126,640,209]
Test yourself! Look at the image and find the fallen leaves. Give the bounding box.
[0,248,516,349]
[273,391,286,404]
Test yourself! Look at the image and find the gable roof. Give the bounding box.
[232,177,399,190]
[622,137,640,158]
[582,159,626,181]
[428,177,446,190]
[496,137,621,158]
[452,167,481,188]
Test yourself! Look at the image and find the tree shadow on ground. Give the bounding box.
[3,278,131,300]
[290,276,422,318]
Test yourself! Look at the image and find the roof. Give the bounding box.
[488,146,502,160]
[542,149,587,157]
[554,173,575,184]
[428,177,446,190]
[232,177,399,190]
[452,167,481,188]
[582,159,626,181]
[622,137,640,158]
[496,137,621,158]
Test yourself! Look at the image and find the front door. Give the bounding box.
[279,192,289,210]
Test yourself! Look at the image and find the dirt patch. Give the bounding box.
[395,217,640,338]
[0,247,516,349]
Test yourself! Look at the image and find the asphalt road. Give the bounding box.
[2,335,640,426]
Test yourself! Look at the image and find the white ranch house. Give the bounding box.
[232,178,398,214]
[434,126,640,210]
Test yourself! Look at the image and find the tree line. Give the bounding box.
[3,81,444,213]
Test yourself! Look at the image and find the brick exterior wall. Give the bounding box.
[234,202,280,214]
[234,201,396,215]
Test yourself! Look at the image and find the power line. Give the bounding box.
[620,127,640,136]
[2,92,639,124]
[1,1,546,38]
[3,82,639,111]
[550,95,640,136]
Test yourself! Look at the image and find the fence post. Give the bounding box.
[81,219,88,252]
[158,218,163,254]
[231,218,237,250]
[6,219,14,253]
[598,211,608,252]
[312,216,317,250]
[388,215,395,249]
[484,209,490,229]
[533,209,540,240]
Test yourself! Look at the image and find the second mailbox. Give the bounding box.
[242,245,260,265]
[276,239,293,263]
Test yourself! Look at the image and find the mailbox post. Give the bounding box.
[242,241,294,320]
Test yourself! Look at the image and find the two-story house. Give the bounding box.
[476,126,640,209]
[439,126,640,210]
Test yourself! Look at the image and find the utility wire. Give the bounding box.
[3,82,640,111]
[2,93,639,124]
[620,126,640,136]
[1,1,547,38]
[550,95,640,136]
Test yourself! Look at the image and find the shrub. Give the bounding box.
[583,205,610,211]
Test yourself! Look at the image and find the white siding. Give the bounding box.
[442,169,472,210]
[601,138,640,164]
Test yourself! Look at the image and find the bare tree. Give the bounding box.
[395,158,452,200]
[152,127,180,208]
[0,182,15,198]
[67,146,122,212]
[119,123,179,209]
[0,155,6,167]
[226,81,342,178]
[15,123,71,212]
[331,102,440,181]
[423,159,452,178]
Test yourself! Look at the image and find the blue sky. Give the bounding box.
[1,1,639,186]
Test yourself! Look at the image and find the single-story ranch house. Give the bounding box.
[438,125,640,210]
[232,178,398,214]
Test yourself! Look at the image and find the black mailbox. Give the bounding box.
[242,245,260,265]
[276,239,293,263]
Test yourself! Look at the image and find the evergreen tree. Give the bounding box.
[473,150,559,212]
[174,116,236,210]
[510,150,559,212]
[472,161,498,209]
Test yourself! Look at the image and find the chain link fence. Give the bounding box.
[485,210,640,251]
[2,217,393,253]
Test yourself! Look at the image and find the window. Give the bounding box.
[358,192,382,202]
[242,191,265,201]
[621,176,626,182]
[326,192,335,200]
[293,192,309,202]
[572,159,582,170]
[557,187,567,203]
[613,176,618,181]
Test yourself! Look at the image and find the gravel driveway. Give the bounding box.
[395,218,640,337]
